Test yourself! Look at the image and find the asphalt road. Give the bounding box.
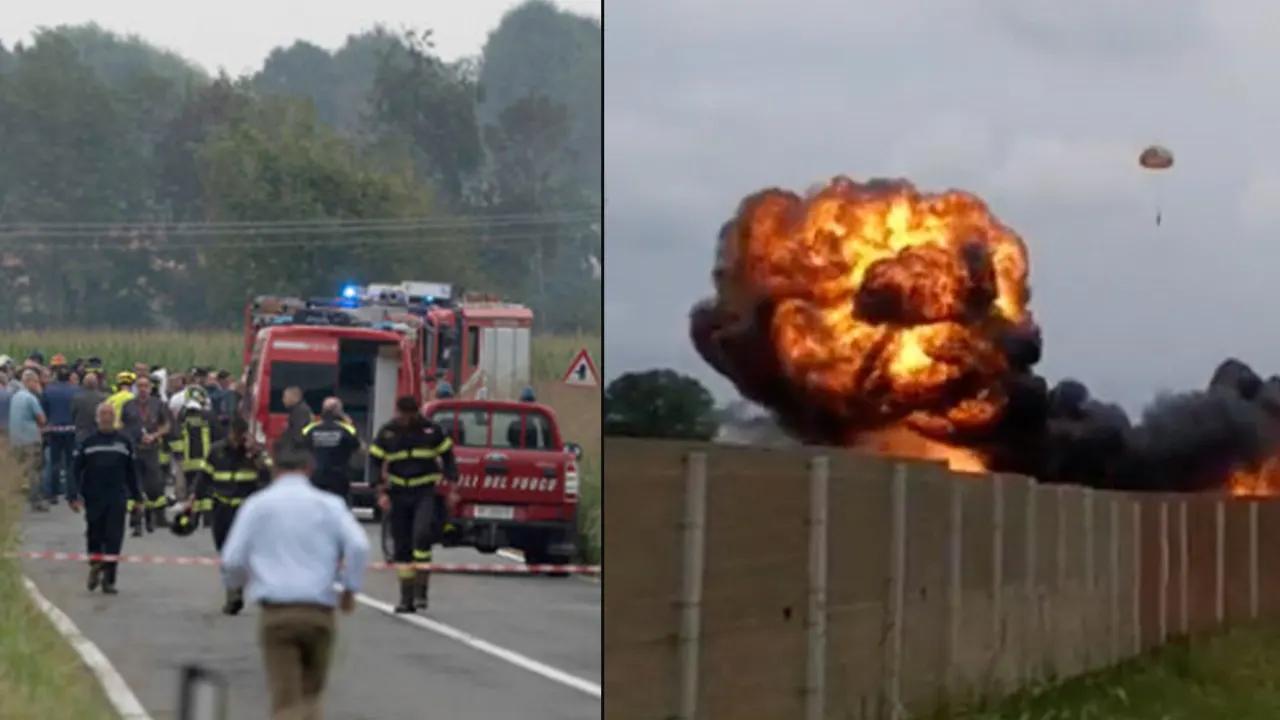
[20,503,601,720]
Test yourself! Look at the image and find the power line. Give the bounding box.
[0,208,601,233]
[0,219,600,246]
[0,229,594,253]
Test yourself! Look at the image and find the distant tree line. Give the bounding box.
[0,0,601,333]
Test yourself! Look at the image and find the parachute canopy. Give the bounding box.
[1139,145,1174,170]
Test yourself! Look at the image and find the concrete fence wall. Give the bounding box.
[603,438,1280,720]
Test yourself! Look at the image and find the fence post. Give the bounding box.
[1023,478,1037,684]
[1131,501,1141,656]
[992,473,1005,685]
[1158,501,1169,643]
[676,452,707,720]
[882,463,908,720]
[1109,498,1120,664]
[1082,488,1095,668]
[1251,501,1260,621]
[945,481,964,697]
[1216,500,1226,625]
[805,456,829,720]
[1179,500,1189,635]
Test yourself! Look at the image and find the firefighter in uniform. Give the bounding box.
[370,395,458,613]
[302,397,361,502]
[68,402,143,595]
[178,386,218,527]
[190,416,271,614]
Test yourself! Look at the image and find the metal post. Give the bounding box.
[805,456,829,720]
[676,452,708,720]
[883,463,908,720]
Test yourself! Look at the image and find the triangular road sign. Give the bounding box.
[562,349,600,388]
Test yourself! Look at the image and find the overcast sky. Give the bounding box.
[607,0,1280,416]
[2,0,601,75]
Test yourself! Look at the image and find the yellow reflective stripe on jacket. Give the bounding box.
[409,438,452,459]
[387,473,441,487]
[213,493,244,507]
[384,450,410,462]
[339,421,357,436]
[301,422,320,435]
[369,444,388,459]
[182,459,211,472]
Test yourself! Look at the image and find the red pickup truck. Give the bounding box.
[406,398,583,565]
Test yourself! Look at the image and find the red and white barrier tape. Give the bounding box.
[8,550,601,576]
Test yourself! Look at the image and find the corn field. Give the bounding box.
[0,330,600,384]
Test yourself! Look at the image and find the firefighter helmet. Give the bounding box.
[115,371,136,386]
[168,506,198,537]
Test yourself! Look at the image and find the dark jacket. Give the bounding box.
[284,401,314,448]
[121,395,171,452]
[201,438,272,505]
[303,416,361,493]
[369,418,457,493]
[40,380,79,432]
[71,389,109,442]
[70,431,142,504]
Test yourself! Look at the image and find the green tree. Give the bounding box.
[190,96,468,323]
[605,370,719,440]
[369,30,482,204]
[479,0,601,192]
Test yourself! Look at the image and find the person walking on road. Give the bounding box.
[369,396,459,613]
[301,397,361,502]
[220,443,369,720]
[9,369,49,511]
[121,375,172,535]
[190,416,271,614]
[69,403,144,595]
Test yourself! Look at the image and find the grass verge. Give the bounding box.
[576,457,601,565]
[0,446,116,719]
[948,623,1280,719]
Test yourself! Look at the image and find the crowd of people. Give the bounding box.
[0,352,242,515]
[1,349,470,717]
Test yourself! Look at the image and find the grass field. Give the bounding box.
[950,624,1280,719]
[0,447,115,719]
[1,329,604,563]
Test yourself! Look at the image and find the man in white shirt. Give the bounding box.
[220,444,369,719]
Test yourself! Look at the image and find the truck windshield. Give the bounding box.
[431,408,557,450]
[268,362,334,413]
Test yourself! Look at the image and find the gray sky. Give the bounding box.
[2,0,601,75]
[607,0,1280,416]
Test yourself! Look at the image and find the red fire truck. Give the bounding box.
[241,305,421,457]
[308,281,535,401]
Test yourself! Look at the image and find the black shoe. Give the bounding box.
[131,525,143,537]
[87,564,101,591]
[394,580,415,613]
[414,574,430,611]
[102,584,117,595]
[222,590,244,615]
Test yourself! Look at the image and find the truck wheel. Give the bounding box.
[530,536,572,578]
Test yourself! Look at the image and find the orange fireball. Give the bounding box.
[701,176,1037,446]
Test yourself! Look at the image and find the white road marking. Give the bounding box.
[354,592,602,700]
[22,577,154,720]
